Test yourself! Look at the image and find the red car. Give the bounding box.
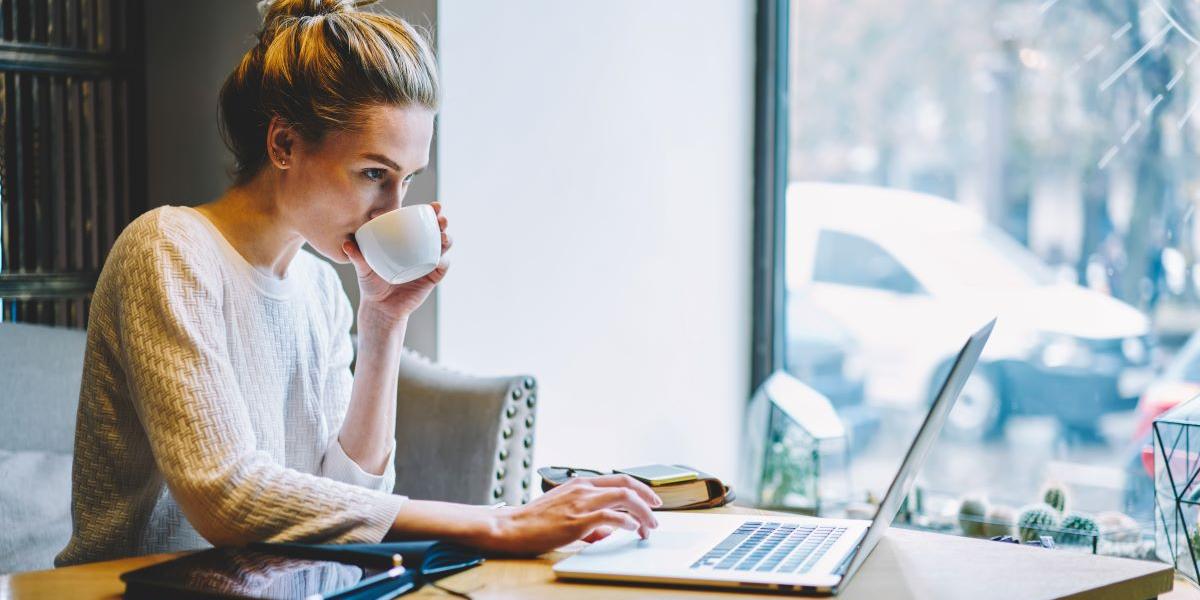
[1125,334,1200,519]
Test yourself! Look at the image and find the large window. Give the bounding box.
[778,0,1200,555]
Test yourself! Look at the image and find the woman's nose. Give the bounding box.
[367,195,404,221]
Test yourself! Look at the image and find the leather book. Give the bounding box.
[538,464,734,510]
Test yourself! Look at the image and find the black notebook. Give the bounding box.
[120,540,483,600]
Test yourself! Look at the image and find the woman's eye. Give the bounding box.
[363,168,386,182]
[402,173,416,184]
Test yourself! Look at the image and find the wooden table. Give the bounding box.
[0,506,1188,599]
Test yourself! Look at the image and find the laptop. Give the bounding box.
[553,318,996,595]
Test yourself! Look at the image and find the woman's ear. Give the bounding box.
[265,116,297,169]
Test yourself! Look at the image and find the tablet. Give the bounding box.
[120,546,404,600]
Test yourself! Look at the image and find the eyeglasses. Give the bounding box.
[539,466,607,481]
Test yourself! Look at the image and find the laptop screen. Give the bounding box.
[836,318,995,587]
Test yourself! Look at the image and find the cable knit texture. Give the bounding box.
[56,206,406,567]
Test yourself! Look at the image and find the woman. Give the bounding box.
[56,0,658,566]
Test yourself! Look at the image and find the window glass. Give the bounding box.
[783,0,1200,558]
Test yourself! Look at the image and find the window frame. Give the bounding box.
[750,0,790,391]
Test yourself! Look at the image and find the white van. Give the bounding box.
[786,182,1153,439]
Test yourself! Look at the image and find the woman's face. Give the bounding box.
[277,104,435,264]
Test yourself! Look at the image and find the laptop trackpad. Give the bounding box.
[578,528,708,557]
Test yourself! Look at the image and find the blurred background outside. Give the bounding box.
[783,0,1200,552]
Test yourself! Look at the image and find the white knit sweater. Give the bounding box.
[56,206,407,567]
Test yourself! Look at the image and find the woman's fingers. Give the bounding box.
[429,255,451,282]
[586,474,663,508]
[586,509,641,537]
[432,202,450,251]
[582,525,615,543]
[586,487,658,536]
[341,240,370,277]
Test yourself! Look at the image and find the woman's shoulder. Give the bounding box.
[116,206,220,252]
[105,206,224,278]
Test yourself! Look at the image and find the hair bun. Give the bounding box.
[256,0,377,36]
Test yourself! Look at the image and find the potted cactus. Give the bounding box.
[957,495,989,538]
[982,505,1016,538]
[1017,504,1061,543]
[1058,512,1100,549]
[1040,481,1068,515]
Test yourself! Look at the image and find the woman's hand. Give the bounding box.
[478,474,664,556]
[342,201,452,326]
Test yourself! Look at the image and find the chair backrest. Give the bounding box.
[0,322,85,573]
[0,322,86,454]
[394,350,539,507]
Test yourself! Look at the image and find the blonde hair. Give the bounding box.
[219,0,439,184]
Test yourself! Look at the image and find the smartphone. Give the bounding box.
[614,464,699,486]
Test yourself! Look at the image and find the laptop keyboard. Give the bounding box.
[688,521,846,575]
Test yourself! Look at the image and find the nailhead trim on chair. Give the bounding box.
[493,377,538,505]
[393,348,536,508]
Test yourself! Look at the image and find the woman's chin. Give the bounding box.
[309,242,352,265]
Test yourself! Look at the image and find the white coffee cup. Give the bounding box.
[354,204,441,284]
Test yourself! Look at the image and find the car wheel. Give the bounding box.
[936,367,1007,441]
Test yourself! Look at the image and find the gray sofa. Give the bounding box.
[0,321,537,573]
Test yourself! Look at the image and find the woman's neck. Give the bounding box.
[195,173,306,280]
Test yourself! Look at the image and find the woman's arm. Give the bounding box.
[388,475,663,556]
[334,308,406,476]
[335,202,451,476]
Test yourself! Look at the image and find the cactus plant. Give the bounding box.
[957,495,989,537]
[1058,512,1099,547]
[982,504,1016,538]
[1017,503,1061,543]
[1040,481,1068,515]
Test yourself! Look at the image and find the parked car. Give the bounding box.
[786,182,1154,440]
[1123,331,1200,520]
